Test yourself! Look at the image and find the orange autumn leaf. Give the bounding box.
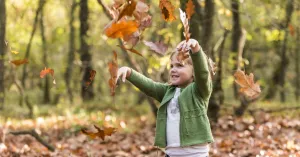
[159,0,176,22]
[234,69,261,99]
[40,67,56,84]
[108,51,118,96]
[117,44,142,56]
[118,0,137,20]
[186,0,195,19]
[105,20,139,39]
[10,58,28,66]
[85,69,96,89]
[81,125,117,140]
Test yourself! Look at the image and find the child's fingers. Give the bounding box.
[122,71,126,82]
[176,41,186,50]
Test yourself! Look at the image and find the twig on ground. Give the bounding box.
[9,129,55,152]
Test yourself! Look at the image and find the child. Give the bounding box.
[116,39,214,157]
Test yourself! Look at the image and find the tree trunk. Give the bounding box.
[21,0,46,88]
[208,30,229,121]
[80,0,94,100]
[264,35,281,100]
[296,26,300,101]
[202,0,215,52]
[65,1,77,104]
[40,1,50,104]
[279,0,294,102]
[0,0,6,110]
[231,0,242,99]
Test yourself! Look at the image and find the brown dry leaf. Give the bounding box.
[118,0,137,20]
[143,40,168,56]
[135,0,149,13]
[159,0,176,22]
[108,51,118,96]
[186,0,195,19]
[179,8,191,42]
[288,24,294,37]
[176,50,189,63]
[234,69,261,99]
[123,31,140,47]
[81,125,117,140]
[85,69,96,89]
[10,58,28,66]
[105,20,139,39]
[139,15,152,31]
[40,67,56,84]
[117,45,142,56]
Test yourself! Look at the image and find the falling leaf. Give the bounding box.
[234,69,261,99]
[135,1,149,13]
[288,24,294,37]
[108,51,118,96]
[10,59,28,66]
[179,8,191,42]
[85,69,96,89]
[117,45,142,56]
[139,15,152,30]
[81,125,117,140]
[159,0,176,22]
[186,0,195,19]
[5,41,8,46]
[118,0,137,20]
[105,20,139,39]
[11,50,19,54]
[176,50,189,63]
[40,67,56,85]
[123,31,140,47]
[143,40,168,56]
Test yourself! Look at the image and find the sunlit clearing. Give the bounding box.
[105,115,112,121]
[140,116,147,122]
[36,117,45,127]
[120,121,126,128]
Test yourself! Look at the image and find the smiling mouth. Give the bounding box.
[171,75,179,79]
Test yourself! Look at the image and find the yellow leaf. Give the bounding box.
[11,50,19,54]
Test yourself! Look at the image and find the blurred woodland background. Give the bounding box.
[0,0,299,156]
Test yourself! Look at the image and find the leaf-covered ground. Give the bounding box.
[0,112,299,157]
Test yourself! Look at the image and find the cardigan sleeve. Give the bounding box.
[189,48,213,100]
[127,69,168,102]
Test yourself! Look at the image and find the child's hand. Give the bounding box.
[116,67,132,83]
[176,39,200,53]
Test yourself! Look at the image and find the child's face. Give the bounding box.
[169,56,194,88]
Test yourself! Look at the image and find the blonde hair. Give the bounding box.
[168,50,194,85]
[169,50,214,85]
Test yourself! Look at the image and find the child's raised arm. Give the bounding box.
[116,67,168,102]
[177,39,212,100]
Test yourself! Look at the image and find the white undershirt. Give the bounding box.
[166,88,209,157]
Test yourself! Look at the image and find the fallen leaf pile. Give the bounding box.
[0,113,299,156]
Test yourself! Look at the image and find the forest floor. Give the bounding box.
[0,110,299,157]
